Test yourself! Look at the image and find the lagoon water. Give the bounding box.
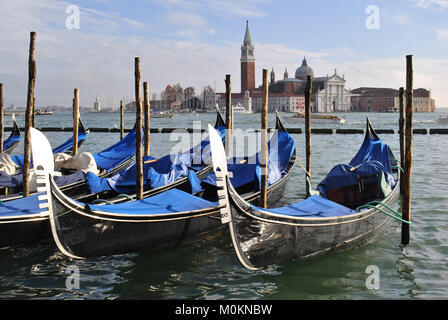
[0,109,447,300]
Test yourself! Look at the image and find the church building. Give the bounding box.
[217,21,351,113]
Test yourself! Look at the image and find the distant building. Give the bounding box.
[93,96,101,112]
[409,88,436,112]
[351,87,436,112]
[217,21,351,113]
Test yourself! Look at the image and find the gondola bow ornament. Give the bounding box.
[207,123,259,270]
[30,127,84,259]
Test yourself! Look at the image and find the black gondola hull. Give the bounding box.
[0,218,51,248]
[49,160,293,258]
[222,117,402,269]
[228,181,399,268]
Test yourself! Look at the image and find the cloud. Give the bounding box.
[391,13,411,25]
[436,29,448,40]
[414,0,448,9]
[164,12,206,28]
[151,0,268,18]
[1,0,447,110]
[203,0,267,18]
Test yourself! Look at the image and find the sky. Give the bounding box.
[0,0,447,108]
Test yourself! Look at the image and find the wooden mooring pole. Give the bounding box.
[72,88,79,156]
[32,97,36,128]
[402,55,413,245]
[260,69,269,208]
[135,57,144,200]
[23,31,36,198]
[399,87,405,194]
[120,99,124,140]
[225,74,232,157]
[0,83,4,153]
[143,82,150,156]
[305,75,312,197]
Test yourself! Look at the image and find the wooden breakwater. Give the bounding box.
[4,127,447,134]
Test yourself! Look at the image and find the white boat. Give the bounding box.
[437,116,448,123]
[232,103,253,114]
[285,112,346,124]
[36,108,53,115]
[151,111,174,118]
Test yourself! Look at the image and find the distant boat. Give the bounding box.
[5,111,25,116]
[232,103,253,114]
[151,111,174,118]
[437,116,448,123]
[36,108,53,115]
[285,112,346,124]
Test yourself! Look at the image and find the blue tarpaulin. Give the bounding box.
[92,127,141,172]
[86,126,226,194]
[3,133,20,151]
[0,171,86,189]
[202,130,296,190]
[251,135,394,219]
[87,188,218,215]
[0,192,47,217]
[316,137,395,197]
[252,194,357,218]
[52,131,87,154]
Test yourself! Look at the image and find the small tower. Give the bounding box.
[270,68,275,84]
[94,95,101,112]
[240,20,255,94]
[284,68,288,79]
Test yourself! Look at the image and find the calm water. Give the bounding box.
[0,109,447,300]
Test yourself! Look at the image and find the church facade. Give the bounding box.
[217,22,351,113]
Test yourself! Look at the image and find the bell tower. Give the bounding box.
[240,21,255,94]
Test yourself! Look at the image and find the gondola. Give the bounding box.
[207,117,405,270]
[9,118,87,168]
[0,112,226,247]
[2,117,21,154]
[0,118,88,195]
[18,115,296,257]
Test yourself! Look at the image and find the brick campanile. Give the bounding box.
[240,21,255,94]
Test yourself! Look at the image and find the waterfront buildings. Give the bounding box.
[351,87,436,112]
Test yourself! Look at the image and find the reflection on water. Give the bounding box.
[396,246,422,299]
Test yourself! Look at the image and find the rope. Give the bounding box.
[392,164,404,173]
[92,199,113,205]
[117,193,134,201]
[356,201,412,224]
[295,157,311,177]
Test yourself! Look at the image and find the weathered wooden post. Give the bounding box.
[399,87,405,194]
[402,55,413,245]
[225,74,232,157]
[143,82,150,156]
[120,99,124,140]
[305,75,312,197]
[72,88,79,156]
[32,97,36,128]
[23,31,37,197]
[135,57,143,200]
[0,83,4,153]
[260,69,269,208]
